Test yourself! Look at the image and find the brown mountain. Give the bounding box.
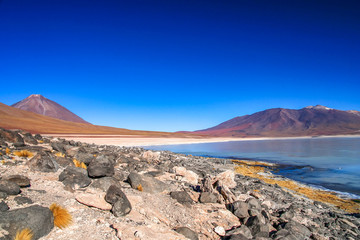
[196,105,360,137]
[0,102,189,136]
[11,94,89,124]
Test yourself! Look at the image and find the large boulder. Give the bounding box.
[87,155,114,178]
[105,185,132,217]
[27,151,59,172]
[59,166,91,189]
[127,172,167,194]
[0,205,54,240]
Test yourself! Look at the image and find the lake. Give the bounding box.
[146,137,360,198]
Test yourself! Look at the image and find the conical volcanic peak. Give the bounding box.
[11,94,90,124]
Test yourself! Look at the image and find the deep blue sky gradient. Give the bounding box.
[1,0,360,131]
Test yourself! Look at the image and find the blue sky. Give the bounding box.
[1,0,360,131]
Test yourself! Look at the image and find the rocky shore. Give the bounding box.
[0,128,359,240]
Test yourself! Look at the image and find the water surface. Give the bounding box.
[146,137,360,198]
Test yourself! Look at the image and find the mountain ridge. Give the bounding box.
[196,106,360,137]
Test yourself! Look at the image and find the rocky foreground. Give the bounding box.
[0,128,359,240]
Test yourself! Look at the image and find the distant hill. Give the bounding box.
[196,105,360,137]
[12,94,89,124]
[0,102,188,136]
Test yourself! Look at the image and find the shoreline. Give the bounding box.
[44,134,360,147]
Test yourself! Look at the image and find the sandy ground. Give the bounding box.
[43,134,360,147]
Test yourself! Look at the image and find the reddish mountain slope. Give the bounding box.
[11,94,89,124]
[197,105,360,137]
[0,102,190,136]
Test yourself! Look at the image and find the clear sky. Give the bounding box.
[1,0,359,132]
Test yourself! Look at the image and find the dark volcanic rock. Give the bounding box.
[14,196,33,205]
[59,166,91,189]
[0,201,9,212]
[105,185,131,217]
[0,128,24,143]
[225,225,253,239]
[283,221,312,240]
[246,198,261,210]
[0,180,21,195]
[170,191,194,205]
[127,172,167,194]
[90,177,119,192]
[34,134,42,140]
[13,142,26,148]
[51,141,66,153]
[0,192,7,199]
[0,205,54,240]
[87,155,115,178]
[174,227,199,240]
[4,175,30,187]
[75,152,94,165]
[22,132,38,145]
[246,215,269,238]
[27,151,59,172]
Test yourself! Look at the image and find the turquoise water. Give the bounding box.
[146,137,360,198]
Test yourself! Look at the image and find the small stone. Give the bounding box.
[199,191,219,203]
[0,191,8,199]
[127,172,167,194]
[170,191,194,205]
[142,150,161,163]
[231,201,250,219]
[174,227,199,240]
[0,180,21,195]
[4,175,31,187]
[134,230,145,238]
[0,200,9,212]
[213,170,237,189]
[173,167,199,185]
[105,185,132,217]
[214,226,226,236]
[14,196,33,205]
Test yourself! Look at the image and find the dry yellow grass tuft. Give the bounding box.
[55,152,65,158]
[14,228,33,240]
[73,159,87,169]
[49,203,72,229]
[233,161,360,213]
[6,147,11,155]
[13,150,34,158]
[137,184,143,192]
